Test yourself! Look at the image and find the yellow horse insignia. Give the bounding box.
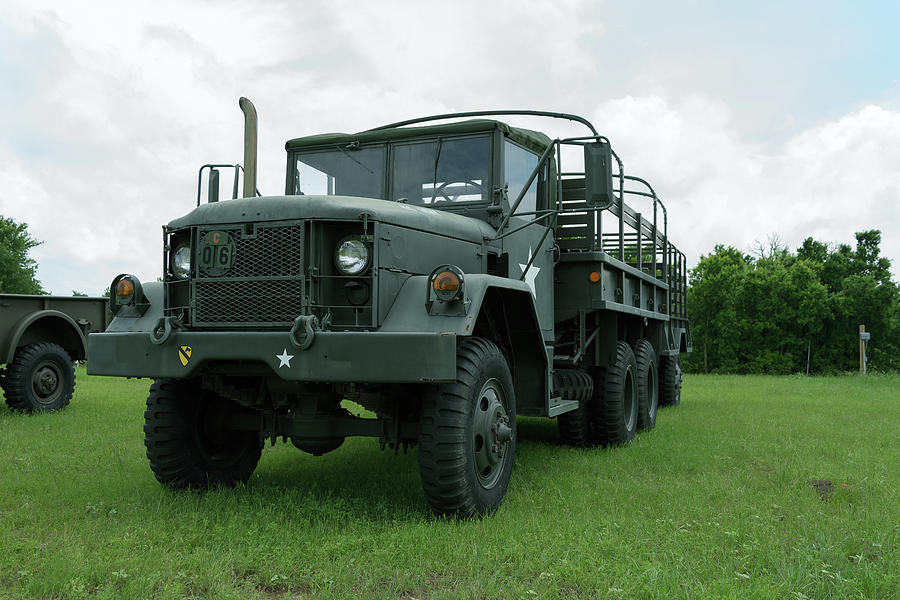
[178,345,192,367]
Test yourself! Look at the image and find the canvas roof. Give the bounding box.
[285,119,552,155]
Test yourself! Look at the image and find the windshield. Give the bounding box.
[294,145,385,198]
[391,136,490,205]
[292,135,491,205]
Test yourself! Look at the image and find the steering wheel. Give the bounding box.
[433,180,486,203]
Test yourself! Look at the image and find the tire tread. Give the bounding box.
[4,342,75,413]
[418,337,515,517]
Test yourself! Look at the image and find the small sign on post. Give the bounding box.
[859,325,869,374]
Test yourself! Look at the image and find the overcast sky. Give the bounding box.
[2,0,899,295]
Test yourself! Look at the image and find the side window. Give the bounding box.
[504,140,542,216]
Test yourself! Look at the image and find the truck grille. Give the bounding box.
[192,223,304,327]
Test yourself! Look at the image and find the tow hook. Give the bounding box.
[150,316,181,345]
[290,315,319,350]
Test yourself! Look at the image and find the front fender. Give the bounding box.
[3,310,86,363]
[380,273,549,415]
[379,274,535,335]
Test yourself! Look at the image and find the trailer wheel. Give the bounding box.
[593,341,638,445]
[659,355,682,407]
[144,379,262,488]
[633,340,658,430]
[4,342,75,413]
[418,337,516,517]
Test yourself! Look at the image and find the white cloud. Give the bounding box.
[589,96,900,275]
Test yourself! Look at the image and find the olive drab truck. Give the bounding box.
[87,99,691,516]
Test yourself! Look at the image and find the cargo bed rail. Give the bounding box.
[499,133,689,322]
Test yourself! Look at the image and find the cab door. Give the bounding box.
[500,138,555,342]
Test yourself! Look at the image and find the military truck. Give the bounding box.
[88,99,690,516]
[1,294,108,412]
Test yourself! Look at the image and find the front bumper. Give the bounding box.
[87,330,457,383]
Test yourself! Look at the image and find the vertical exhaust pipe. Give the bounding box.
[239,97,258,198]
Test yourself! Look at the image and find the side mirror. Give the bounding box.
[584,141,614,209]
[208,168,220,203]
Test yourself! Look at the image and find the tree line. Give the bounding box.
[685,230,899,374]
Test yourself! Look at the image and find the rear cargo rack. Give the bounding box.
[497,131,688,324]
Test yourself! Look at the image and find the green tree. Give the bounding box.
[686,230,899,374]
[795,230,898,372]
[739,255,829,374]
[684,245,751,373]
[0,216,46,294]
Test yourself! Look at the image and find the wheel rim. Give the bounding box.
[648,364,659,417]
[472,377,513,489]
[31,360,62,405]
[623,365,637,431]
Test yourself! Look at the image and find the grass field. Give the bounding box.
[1,370,897,599]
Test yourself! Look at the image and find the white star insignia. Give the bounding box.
[276,348,294,368]
[518,247,541,296]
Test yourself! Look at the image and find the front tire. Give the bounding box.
[418,337,516,517]
[4,342,75,413]
[144,379,262,488]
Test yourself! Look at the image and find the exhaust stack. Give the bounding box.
[239,97,258,198]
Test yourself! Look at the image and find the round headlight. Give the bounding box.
[172,244,192,279]
[335,237,370,275]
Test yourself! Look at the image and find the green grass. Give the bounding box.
[1,370,897,599]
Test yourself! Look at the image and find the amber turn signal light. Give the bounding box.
[116,277,135,299]
[434,271,460,292]
[428,265,466,304]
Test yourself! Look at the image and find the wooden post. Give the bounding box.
[806,340,811,376]
[859,324,866,375]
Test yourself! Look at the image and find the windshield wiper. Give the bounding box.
[337,142,374,175]
[430,138,443,203]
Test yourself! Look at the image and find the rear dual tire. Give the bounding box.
[558,339,661,445]
[634,340,658,430]
[659,355,682,407]
[594,341,639,445]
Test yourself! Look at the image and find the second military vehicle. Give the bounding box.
[1,293,108,412]
[88,100,690,516]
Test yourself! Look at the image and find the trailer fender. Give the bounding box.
[3,311,88,364]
